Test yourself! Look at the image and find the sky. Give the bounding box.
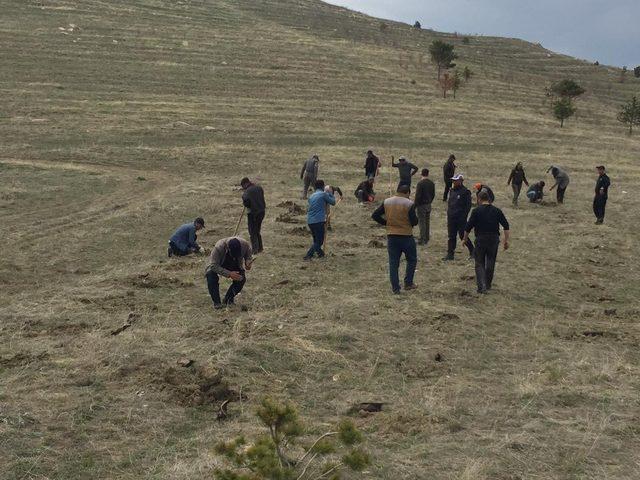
[325,0,639,68]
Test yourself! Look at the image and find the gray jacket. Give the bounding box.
[300,157,319,179]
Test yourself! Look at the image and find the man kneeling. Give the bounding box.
[168,217,205,256]
[463,191,510,294]
[205,237,253,309]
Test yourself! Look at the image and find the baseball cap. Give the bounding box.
[451,174,464,181]
[194,217,205,227]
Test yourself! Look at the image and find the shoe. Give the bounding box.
[595,219,603,225]
[442,256,454,261]
[404,284,418,291]
[477,289,488,295]
[213,303,224,310]
[303,256,313,261]
[223,298,235,306]
[392,289,401,295]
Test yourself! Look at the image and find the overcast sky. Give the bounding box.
[325,0,639,68]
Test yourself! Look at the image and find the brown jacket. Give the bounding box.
[205,237,253,276]
[371,193,418,236]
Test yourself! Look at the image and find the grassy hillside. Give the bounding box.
[1,0,640,478]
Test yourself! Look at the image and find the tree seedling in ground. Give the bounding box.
[214,397,370,480]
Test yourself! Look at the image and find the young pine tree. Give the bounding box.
[429,40,457,79]
[553,97,576,128]
[617,96,640,135]
[463,66,473,81]
[550,79,585,99]
[214,398,370,480]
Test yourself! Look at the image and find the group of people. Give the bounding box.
[166,150,612,307]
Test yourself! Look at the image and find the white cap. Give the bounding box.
[451,173,464,180]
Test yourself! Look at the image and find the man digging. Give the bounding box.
[168,217,206,257]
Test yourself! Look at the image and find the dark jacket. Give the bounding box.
[414,178,435,206]
[465,204,510,236]
[242,184,266,215]
[595,174,610,198]
[355,180,374,198]
[508,167,528,186]
[443,160,456,181]
[393,160,418,181]
[447,185,472,219]
[364,153,380,176]
[475,184,495,203]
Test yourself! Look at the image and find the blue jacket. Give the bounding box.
[170,223,199,251]
[307,190,336,224]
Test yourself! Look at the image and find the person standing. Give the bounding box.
[463,191,510,294]
[372,184,419,294]
[593,165,611,224]
[392,157,418,189]
[414,168,435,246]
[507,162,529,206]
[442,154,456,201]
[547,166,570,204]
[205,237,253,309]
[241,177,266,254]
[300,154,320,199]
[364,150,381,180]
[444,174,474,261]
[304,180,336,260]
[168,217,205,257]
[526,181,545,203]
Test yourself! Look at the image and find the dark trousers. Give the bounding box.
[387,235,417,292]
[593,195,607,221]
[511,183,522,205]
[306,222,326,258]
[398,179,411,190]
[416,204,431,244]
[247,211,265,253]
[206,269,245,306]
[443,179,452,201]
[447,216,474,258]
[557,186,567,203]
[169,241,191,256]
[474,234,500,292]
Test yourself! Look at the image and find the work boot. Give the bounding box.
[404,283,418,291]
[442,255,454,261]
[392,288,401,295]
[213,303,224,310]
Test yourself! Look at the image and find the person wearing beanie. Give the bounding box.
[371,184,419,294]
[392,156,418,189]
[241,177,266,253]
[168,217,205,257]
[205,237,253,309]
[473,183,495,204]
[593,165,611,224]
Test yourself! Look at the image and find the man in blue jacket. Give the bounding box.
[444,174,474,261]
[168,217,205,257]
[304,180,336,260]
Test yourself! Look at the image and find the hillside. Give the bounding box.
[1,0,640,478]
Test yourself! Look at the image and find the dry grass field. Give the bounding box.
[1,0,640,478]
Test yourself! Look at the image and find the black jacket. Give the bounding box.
[414,178,435,206]
[447,185,472,218]
[595,174,610,198]
[242,184,266,214]
[443,160,456,181]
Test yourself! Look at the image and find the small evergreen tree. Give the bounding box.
[550,79,585,99]
[462,36,470,45]
[463,66,473,81]
[414,21,421,29]
[429,40,457,79]
[452,70,462,98]
[634,66,640,78]
[617,96,640,135]
[214,398,370,480]
[553,97,575,128]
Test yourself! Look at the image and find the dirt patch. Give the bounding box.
[277,200,306,215]
[367,239,385,248]
[0,351,49,368]
[159,366,245,407]
[288,226,309,236]
[129,273,194,289]
[276,213,302,224]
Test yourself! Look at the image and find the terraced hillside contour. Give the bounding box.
[1,0,639,478]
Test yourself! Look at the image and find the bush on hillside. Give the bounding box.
[414,21,421,29]
[553,98,576,128]
[634,66,640,78]
[550,79,585,99]
[617,96,640,135]
[214,398,370,480]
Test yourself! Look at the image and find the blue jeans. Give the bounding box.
[306,222,326,258]
[387,235,417,292]
[206,269,245,305]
